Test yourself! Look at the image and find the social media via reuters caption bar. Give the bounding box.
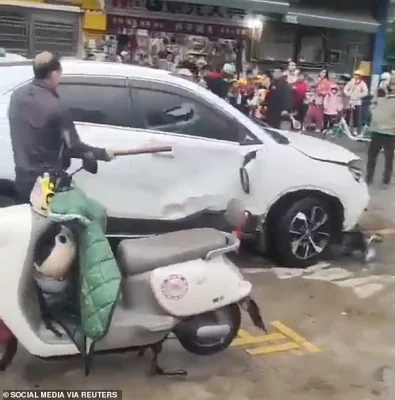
[2,391,122,399]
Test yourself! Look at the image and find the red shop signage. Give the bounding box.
[107,15,250,39]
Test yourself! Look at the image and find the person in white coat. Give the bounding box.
[343,70,369,134]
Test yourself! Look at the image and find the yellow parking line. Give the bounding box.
[231,332,285,347]
[236,329,252,339]
[271,321,321,353]
[247,342,300,356]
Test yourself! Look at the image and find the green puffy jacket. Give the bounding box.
[48,187,121,343]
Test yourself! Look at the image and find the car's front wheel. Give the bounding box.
[273,197,334,268]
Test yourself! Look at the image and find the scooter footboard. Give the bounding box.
[150,257,251,318]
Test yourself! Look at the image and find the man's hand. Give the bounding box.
[104,149,116,162]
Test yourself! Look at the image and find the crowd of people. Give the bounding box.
[181,59,395,188]
[196,61,371,135]
[90,52,372,135]
[87,51,395,187]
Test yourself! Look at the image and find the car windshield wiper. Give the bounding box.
[249,116,290,145]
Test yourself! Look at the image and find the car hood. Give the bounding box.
[279,130,359,164]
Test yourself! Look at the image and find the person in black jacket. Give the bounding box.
[264,69,292,129]
[8,51,114,203]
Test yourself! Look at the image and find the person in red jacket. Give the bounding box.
[292,72,309,128]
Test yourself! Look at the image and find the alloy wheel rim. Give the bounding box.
[289,206,330,260]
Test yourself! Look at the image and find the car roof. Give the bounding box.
[0,59,226,112]
[0,58,268,145]
[0,58,232,119]
[62,59,174,79]
[0,59,188,93]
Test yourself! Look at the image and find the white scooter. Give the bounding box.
[0,153,265,376]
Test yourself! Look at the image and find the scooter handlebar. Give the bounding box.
[113,146,172,156]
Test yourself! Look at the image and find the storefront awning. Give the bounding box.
[283,7,379,33]
[168,0,289,14]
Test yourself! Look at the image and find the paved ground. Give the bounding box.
[2,137,395,399]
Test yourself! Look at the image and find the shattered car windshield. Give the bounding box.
[249,116,290,145]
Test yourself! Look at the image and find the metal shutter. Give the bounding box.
[0,13,28,56]
[32,19,78,56]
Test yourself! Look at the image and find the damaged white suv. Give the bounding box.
[0,60,369,268]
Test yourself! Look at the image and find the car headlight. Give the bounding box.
[348,159,364,182]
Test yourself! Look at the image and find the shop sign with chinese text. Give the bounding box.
[108,15,250,38]
[110,0,247,21]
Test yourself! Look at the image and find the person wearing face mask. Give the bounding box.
[343,70,369,135]
[8,52,114,203]
[366,82,395,187]
[285,61,300,85]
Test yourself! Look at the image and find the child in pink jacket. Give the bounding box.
[323,85,343,129]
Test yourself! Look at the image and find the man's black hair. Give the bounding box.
[33,53,61,80]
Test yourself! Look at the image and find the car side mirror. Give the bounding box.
[82,159,98,174]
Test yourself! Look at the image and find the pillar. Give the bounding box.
[371,0,390,92]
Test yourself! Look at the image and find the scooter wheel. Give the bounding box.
[174,303,241,356]
[0,338,17,371]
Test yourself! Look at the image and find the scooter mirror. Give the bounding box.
[82,159,98,174]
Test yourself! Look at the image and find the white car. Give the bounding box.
[0,60,369,268]
[0,49,26,62]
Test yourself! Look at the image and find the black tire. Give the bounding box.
[0,195,15,208]
[174,303,241,356]
[273,197,334,268]
[0,337,17,371]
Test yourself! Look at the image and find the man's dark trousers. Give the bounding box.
[366,132,395,184]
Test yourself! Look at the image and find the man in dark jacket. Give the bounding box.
[265,69,292,129]
[8,51,113,202]
[205,64,234,99]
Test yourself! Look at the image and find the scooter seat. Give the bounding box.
[116,228,227,275]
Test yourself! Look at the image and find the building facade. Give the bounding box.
[0,0,107,57]
[103,0,389,77]
[0,0,390,82]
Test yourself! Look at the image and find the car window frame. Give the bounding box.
[128,78,254,144]
[57,75,138,128]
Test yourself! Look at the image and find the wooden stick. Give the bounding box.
[113,146,172,156]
